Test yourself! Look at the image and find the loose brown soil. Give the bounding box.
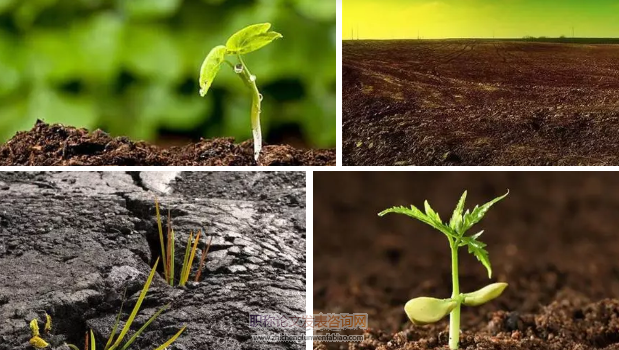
[343,40,619,165]
[0,120,335,166]
[314,172,619,349]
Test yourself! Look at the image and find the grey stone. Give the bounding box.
[0,171,305,350]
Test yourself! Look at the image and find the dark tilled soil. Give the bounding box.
[314,172,619,349]
[0,120,335,166]
[343,40,619,166]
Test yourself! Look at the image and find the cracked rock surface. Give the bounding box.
[0,171,306,350]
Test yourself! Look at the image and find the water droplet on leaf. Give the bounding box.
[234,64,243,73]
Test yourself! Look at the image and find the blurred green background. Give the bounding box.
[0,0,335,148]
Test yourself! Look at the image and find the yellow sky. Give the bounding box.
[343,0,619,39]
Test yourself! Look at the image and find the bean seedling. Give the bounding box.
[199,23,283,161]
[379,190,509,350]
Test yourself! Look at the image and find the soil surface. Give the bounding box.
[0,120,335,166]
[0,171,306,350]
[343,40,619,165]
[314,172,619,349]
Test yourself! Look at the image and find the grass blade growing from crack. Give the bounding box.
[153,326,187,350]
[44,313,51,333]
[166,210,176,285]
[108,258,159,350]
[180,231,193,286]
[195,236,212,282]
[187,229,201,283]
[167,211,175,285]
[155,198,168,282]
[182,230,201,285]
[104,289,127,350]
[90,330,96,350]
[119,304,170,350]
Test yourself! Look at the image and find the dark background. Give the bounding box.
[314,172,619,332]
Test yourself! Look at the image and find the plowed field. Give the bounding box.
[343,40,619,165]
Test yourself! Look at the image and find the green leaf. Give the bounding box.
[155,198,168,283]
[225,23,282,55]
[104,289,126,350]
[198,45,226,97]
[108,258,160,350]
[119,304,170,350]
[449,191,467,233]
[90,330,96,350]
[423,200,442,226]
[153,326,186,350]
[462,191,509,233]
[461,236,492,278]
[378,205,456,240]
[180,231,193,286]
[469,230,484,240]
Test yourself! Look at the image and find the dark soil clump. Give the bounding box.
[0,120,335,166]
[314,172,619,349]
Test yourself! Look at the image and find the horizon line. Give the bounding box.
[343,37,619,40]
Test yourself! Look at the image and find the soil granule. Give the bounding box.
[314,172,619,350]
[0,120,335,166]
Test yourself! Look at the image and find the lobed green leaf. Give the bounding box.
[423,200,443,226]
[198,45,227,97]
[379,205,456,240]
[462,191,509,233]
[225,23,282,55]
[460,236,492,278]
[449,191,467,233]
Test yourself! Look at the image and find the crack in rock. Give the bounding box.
[0,172,305,350]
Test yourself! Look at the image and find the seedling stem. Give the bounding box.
[449,240,460,349]
[236,54,262,160]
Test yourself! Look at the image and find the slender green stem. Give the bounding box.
[235,54,262,161]
[449,241,461,350]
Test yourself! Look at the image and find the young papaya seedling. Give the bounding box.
[378,190,509,350]
[199,23,283,161]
